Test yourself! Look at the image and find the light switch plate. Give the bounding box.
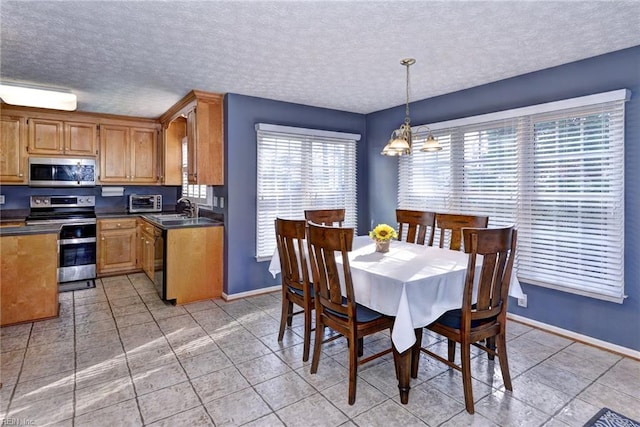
[0,195,5,205]
[213,196,218,207]
[220,197,224,209]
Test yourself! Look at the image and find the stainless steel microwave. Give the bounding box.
[28,157,96,187]
[129,194,162,213]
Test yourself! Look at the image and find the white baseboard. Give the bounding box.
[223,285,280,301]
[507,313,640,360]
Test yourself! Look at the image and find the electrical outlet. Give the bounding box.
[212,196,218,207]
[219,197,224,209]
[0,195,4,205]
[517,294,528,308]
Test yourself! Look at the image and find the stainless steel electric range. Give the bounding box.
[26,195,97,288]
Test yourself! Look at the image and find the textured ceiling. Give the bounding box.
[1,1,639,119]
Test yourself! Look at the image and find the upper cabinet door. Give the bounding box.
[130,127,158,183]
[159,90,224,186]
[99,123,159,184]
[99,124,130,183]
[0,114,27,183]
[65,121,97,156]
[28,118,97,156]
[193,95,223,185]
[28,118,63,154]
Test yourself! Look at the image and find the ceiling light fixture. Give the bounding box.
[0,83,77,111]
[381,58,441,156]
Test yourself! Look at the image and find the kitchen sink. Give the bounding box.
[149,217,220,226]
[146,213,190,222]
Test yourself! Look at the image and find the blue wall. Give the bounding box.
[367,46,640,351]
[224,94,367,295]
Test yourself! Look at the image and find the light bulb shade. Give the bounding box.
[420,134,442,152]
[0,83,77,111]
[387,136,411,151]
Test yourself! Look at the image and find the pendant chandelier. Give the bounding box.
[381,58,441,156]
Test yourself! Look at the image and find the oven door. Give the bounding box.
[59,223,97,283]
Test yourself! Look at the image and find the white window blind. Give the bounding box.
[256,124,359,259]
[399,90,628,302]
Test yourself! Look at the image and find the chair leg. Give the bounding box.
[348,332,359,405]
[447,338,456,362]
[486,336,496,360]
[496,333,513,391]
[277,295,289,341]
[460,340,474,414]
[411,328,423,378]
[286,301,294,326]
[357,337,364,357]
[302,304,312,362]
[310,321,324,374]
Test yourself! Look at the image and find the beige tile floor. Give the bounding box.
[1,273,639,426]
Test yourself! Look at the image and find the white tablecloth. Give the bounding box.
[269,235,524,353]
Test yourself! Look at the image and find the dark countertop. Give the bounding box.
[96,210,224,230]
[0,223,61,236]
[0,209,223,235]
[140,214,224,230]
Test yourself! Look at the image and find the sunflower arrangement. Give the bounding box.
[369,223,398,242]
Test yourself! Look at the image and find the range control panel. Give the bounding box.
[30,195,96,208]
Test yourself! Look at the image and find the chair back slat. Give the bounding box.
[305,209,345,226]
[307,222,354,319]
[275,218,309,294]
[435,213,489,250]
[396,209,436,245]
[462,227,517,324]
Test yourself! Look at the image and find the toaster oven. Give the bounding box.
[129,194,162,213]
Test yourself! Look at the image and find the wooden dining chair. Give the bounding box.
[412,226,517,414]
[306,222,395,405]
[435,213,489,251]
[304,208,345,226]
[275,218,315,362]
[396,209,436,245]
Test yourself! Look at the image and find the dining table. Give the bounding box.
[268,235,525,404]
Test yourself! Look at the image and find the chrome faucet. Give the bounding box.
[177,197,198,218]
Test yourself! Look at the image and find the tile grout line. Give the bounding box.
[154,298,217,426]
[545,354,628,424]
[106,275,149,425]
[3,322,34,420]
[71,290,77,427]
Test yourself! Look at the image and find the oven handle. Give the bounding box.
[59,237,97,245]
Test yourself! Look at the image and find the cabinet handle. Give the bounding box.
[101,237,105,241]
[19,173,23,177]
[117,223,121,227]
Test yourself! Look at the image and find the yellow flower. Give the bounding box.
[369,223,398,241]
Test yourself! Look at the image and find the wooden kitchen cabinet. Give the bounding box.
[28,118,97,156]
[165,225,223,304]
[159,90,224,186]
[0,113,27,183]
[97,218,139,276]
[99,122,159,184]
[1,232,59,326]
[139,219,162,282]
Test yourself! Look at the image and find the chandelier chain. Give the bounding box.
[404,61,411,124]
